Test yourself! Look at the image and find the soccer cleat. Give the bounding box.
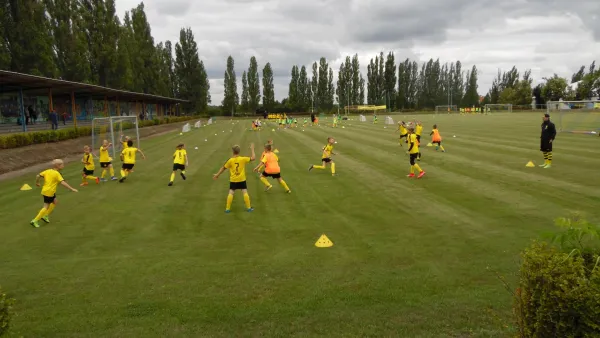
[418,171,426,179]
[544,164,552,169]
[119,177,126,183]
[247,208,254,212]
[308,165,313,171]
[407,173,415,178]
[539,163,547,167]
[225,210,231,214]
[265,185,272,192]
[95,177,100,184]
[181,173,186,180]
[111,176,118,181]
[30,220,40,228]
[168,182,173,186]
[286,190,291,194]
[41,215,50,223]
[100,178,108,182]
[80,182,88,186]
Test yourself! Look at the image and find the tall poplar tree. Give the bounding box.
[241,71,249,112]
[384,52,397,110]
[298,66,309,111]
[262,62,275,111]
[247,56,261,111]
[222,55,239,115]
[288,65,299,109]
[174,27,210,113]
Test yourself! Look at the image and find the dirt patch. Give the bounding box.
[0,122,187,181]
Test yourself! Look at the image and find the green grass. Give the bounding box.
[1,113,600,337]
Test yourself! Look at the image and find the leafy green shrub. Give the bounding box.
[0,286,15,337]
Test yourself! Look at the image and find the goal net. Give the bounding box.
[194,120,202,128]
[91,116,140,160]
[485,104,513,113]
[207,117,214,125]
[182,123,191,133]
[548,100,600,134]
[359,114,366,122]
[435,105,458,113]
[385,116,395,124]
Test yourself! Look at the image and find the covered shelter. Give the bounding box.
[0,70,187,132]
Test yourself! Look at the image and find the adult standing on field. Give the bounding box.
[540,113,556,169]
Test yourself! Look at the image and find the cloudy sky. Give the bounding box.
[116,0,600,104]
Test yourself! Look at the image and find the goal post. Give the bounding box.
[484,104,513,113]
[547,100,600,134]
[435,105,458,113]
[91,116,140,160]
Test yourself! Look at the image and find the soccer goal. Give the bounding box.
[547,100,600,134]
[182,123,191,133]
[92,116,140,160]
[385,116,395,124]
[484,104,513,113]
[194,120,202,128]
[435,105,458,113]
[359,114,366,122]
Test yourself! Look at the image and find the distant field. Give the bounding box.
[1,113,599,337]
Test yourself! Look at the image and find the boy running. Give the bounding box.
[430,124,446,152]
[254,144,291,193]
[397,121,408,147]
[213,144,256,213]
[119,140,146,183]
[407,127,426,178]
[30,159,78,228]
[414,120,423,160]
[308,137,336,176]
[168,143,188,186]
[81,146,100,186]
[99,140,118,181]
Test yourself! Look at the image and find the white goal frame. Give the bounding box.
[92,116,140,160]
[435,105,458,113]
[547,100,600,134]
[485,104,513,113]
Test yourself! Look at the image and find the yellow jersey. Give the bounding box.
[322,144,334,159]
[415,124,423,136]
[173,149,187,165]
[99,146,110,162]
[39,169,64,197]
[82,153,95,170]
[122,141,128,149]
[399,125,407,135]
[122,147,138,164]
[224,156,251,182]
[408,134,420,154]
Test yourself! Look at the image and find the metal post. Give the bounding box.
[109,117,116,160]
[18,88,26,132]
[90,97,94,119]
[135,117,140,150]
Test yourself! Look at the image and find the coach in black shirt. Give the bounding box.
[540,113,557,168]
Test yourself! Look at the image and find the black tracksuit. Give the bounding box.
[540,120,557,152]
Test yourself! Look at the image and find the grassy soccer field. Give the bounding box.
[1,113,600,337]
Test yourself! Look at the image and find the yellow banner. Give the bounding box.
[354,105,387,111]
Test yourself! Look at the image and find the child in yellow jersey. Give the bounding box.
[253,144,291,193]
[81,146,100,186]
[430,124,446,152]
[308,137,336,176]
[118,140,146,183]
[30,159,78,228]
[120,134,133,172]
[99,140,118,181]
[213,143,256,213]
[168,143,188,186]
[397,121,408,147]
[414,120,424,160]
[407,128,426,178]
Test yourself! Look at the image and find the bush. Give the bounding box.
[0,286,14,337]
[514,241,600,337]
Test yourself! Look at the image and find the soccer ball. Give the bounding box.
[195,147,198,150]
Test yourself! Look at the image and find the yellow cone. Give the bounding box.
[525,161,535,167]
[273,149,279,154]
[315,234,333,248]
[20,184,32,191]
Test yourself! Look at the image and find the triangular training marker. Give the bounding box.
[273,149,279,154]
[427,143,433,147]
[525,161,535,167]
[20,184,32,191]
[315,234,333,248]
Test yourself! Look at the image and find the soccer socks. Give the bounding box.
[439,145,445,152]
[226,194,234,211]
[33,207,47,221]
[170,172,175,182]
[86,175,97,181]
[120,169,129,178]
[413,163,424,173]
[280,180,290,192]
[410,166,415,174]
[259,176,271,187]
[547,152,552,165]
[47,203,56,215]
[243,193,251,209]
[312,165,325,170]
[109,167,115,177]
[331,162,336,174]
[101,170,107,179]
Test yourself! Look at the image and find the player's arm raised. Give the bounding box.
[249,143,256,161]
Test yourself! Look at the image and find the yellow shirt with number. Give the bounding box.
[224,156,251,182]
[122,147,138,164]
[415,124,423,136]
[39,169,64,197]
[322,144,334,159]
[173,149,187,165]
[399,125,407,136]
[99,146,111,162]
[83,153,95,170]
[409,134,420,154]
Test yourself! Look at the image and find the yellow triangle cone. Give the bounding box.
[427,143,433,147]
[525,161,535,167]
[273,149,279,154]
[315,234,333,248]
[20,184,32,191]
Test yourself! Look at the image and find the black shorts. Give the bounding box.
[322,158,332,163]
[433,141,441,146]
[416,135,421,142]
[83,168,94,176]
[43,194,56,204]
[173,163,186,171]
[229,181,248,190]
[122,163,135,170]
[400,134,408,139]
[100,162,111,168]
[262,171,281,179]
[410,153,418,165]
[540,140,552,152]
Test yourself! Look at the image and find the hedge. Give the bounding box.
[0,116,197,150]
